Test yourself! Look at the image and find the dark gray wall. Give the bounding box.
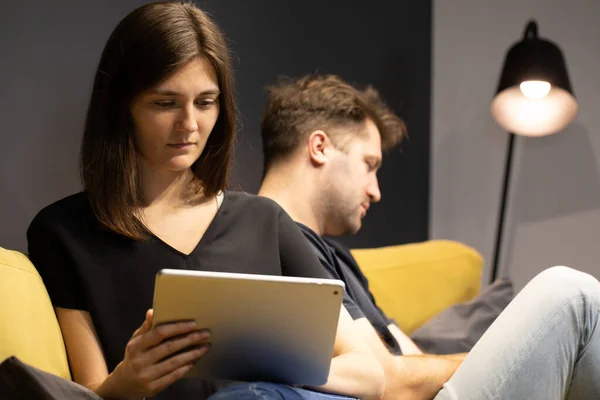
[1,1,431,252]
[0,0,148,252]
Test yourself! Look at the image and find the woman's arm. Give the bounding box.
[55,308,110,391]
[56,308,210,400]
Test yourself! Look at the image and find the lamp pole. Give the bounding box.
[490,132,516,282]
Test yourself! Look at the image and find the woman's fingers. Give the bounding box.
[145,309,153,326]
[142,344,210,383]
[131,309,154,339]
[122,310,212,397]
[144,329,211,365]
[137,320,199,350]
[143,362,197,397]
[127,310,155,356]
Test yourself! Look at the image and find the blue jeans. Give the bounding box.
[435,266,600,399]
[207,382,356,400]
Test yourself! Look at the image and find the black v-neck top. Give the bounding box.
[27,191,329,399]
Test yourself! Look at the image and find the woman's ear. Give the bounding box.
[307,130,331,166]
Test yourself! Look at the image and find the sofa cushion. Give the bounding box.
[351,240,483,333]
[410,277,514,354]
[0,356,98,399]
[0,247,71,379]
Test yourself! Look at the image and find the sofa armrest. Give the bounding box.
[350,240,483,334]
[0,247,71,380]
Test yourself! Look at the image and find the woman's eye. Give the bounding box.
[154,100,175,108]
[196,99,215,108]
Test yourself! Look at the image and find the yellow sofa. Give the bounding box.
[0,247,71,380]
[0,240,482,379]
[351,240,483,334]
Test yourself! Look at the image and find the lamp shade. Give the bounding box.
[491,21,578,136]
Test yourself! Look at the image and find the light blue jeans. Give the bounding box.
[207,383,355,399]
[435,266,600,399]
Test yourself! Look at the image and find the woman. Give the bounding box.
[26,2,384,400]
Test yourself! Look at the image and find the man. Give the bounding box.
[258,74,600,399]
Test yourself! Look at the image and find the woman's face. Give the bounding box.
[130,57,220,173]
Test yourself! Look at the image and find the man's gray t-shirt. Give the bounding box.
[297,223,402,355]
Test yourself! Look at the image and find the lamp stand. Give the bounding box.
[490,132,516,282]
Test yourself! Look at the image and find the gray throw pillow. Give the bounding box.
[410,277,514,354]
[0,356,102,400]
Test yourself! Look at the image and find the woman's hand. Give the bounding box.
[110,309,211,400]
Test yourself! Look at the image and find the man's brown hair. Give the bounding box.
[80,1,236,240]
[261,74,406,171]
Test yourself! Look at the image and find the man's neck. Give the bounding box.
[259,166,324,236]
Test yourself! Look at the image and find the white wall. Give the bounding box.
[431,0,600,290]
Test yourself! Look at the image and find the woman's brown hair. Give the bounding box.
[80,1,236,240]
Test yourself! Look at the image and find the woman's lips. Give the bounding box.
[168,143,194,149]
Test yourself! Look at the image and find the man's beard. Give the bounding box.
[324,202,362,237]
[318,178,362,236]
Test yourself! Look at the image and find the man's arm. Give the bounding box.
[387,323,468,362]
[355,319,460,400]
[439,353,468,362]
[387,323,423,355]
[392,355,460,400]
[311,308,386,400]
[275,211,385,399]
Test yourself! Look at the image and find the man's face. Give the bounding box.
[320,119,382,236]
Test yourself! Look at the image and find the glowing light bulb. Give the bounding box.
[520,80,551,99]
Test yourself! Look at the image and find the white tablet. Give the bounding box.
[152,269,345,386]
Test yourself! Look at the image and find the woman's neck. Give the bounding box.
[138,164,201,209]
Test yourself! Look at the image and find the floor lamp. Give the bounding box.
[489,20,578,282]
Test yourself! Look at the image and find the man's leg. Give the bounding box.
[434,266,600,400]
[207,382,356,400]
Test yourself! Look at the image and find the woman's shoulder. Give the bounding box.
[29,192,92,232]
[223,190,283,214]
